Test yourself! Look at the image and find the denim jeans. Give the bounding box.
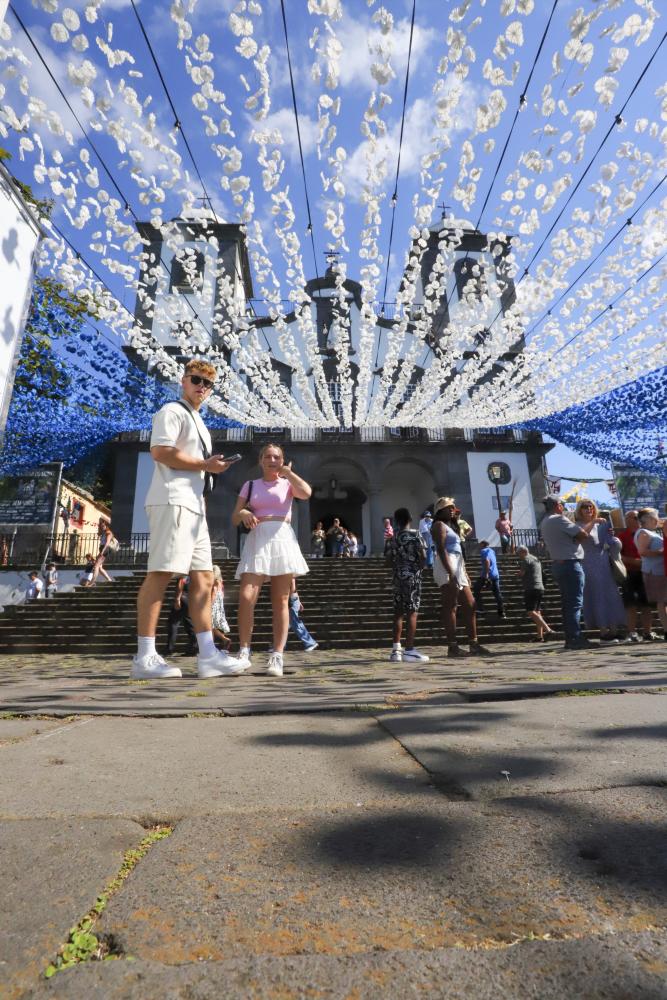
[289,606,316,648]
[421,535,434,568]
[473,575,504,614]
[550,560,585,645]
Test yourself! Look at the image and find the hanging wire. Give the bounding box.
[423,0,560,361]
[369,0,417,404]
[523,29,667,276]
[279,0,321,290]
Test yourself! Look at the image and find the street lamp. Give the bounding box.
[488,463,503,516]
[487,461,511,515]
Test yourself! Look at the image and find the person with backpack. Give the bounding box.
[384,507,429,663]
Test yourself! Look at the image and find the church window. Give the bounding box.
[170,248,205,293]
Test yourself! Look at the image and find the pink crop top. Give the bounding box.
[240,478,293,520]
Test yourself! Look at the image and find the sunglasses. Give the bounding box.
[188,374,214,390]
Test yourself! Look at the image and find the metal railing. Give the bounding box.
[511,528,544,552]
[0,532,152,568]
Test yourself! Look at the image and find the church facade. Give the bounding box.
[111,213,552,555]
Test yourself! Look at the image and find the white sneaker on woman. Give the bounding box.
[197,650,246,678]
[131,653,182,680]
[266,652,284,677]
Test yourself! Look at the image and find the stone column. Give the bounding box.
[367,487,385,555]
[295,496,311,555]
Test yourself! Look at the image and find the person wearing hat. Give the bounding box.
[431,497,490,658]
[540,495,596,650]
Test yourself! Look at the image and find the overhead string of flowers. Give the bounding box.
[0,0,665,430]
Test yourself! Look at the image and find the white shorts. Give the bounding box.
[433,551,470,590]
[146,505,212,575]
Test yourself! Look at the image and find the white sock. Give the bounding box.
[196,630,217,658]
[240,645,251,657]
[137,636,156,658]
[392,642,401,651]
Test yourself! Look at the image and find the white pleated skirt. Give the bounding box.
[235,520,310,580]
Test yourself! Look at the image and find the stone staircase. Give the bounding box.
[0,555,568,656]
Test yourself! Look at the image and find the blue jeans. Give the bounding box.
[421,535,434,568]
[289,606,316,648]
[550,560,585,645]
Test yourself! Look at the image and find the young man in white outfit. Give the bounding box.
[132,359,247,680]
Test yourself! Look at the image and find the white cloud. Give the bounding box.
[251,106,319,161]
[336,15,436,90]
[343,76,487,200]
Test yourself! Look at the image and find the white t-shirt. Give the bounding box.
[26,578,43,600]
[144,400,212,516]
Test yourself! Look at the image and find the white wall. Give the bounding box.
[466,451,536,543]
[0,167,42,433]
[0,569,134,610]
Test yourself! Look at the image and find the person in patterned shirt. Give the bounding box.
[384,508,430,664]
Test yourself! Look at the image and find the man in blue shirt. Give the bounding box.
[472,540,505,617]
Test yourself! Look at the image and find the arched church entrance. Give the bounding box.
[310,485,367,540]
[309,457,371,551]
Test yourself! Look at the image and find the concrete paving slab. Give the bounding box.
[0,645,665,718]
[28,930,667,999]
[378,692,667,799]
[0,718,71,743]
[0,817,142,999]
[0,715,430,821]
[89,789,666,965]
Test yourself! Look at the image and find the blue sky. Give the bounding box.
[1,0,664,490]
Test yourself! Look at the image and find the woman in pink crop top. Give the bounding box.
[231,442,312,677]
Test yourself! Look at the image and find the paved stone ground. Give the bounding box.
[1,642,666,999]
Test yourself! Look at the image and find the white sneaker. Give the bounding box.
[197,650,246,678]
[389,649,403,662]
[235,649,252,670]
[266,652,284,677]
[403,649,430,662]
[627,632,642,644]
[131,653,182,680]
[304,641,319,651]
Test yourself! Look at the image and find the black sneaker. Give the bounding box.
[567,639,599,650]
[468,641,493,657]
[447,643,470,658]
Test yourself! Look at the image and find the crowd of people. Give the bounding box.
[540,496,667,650]
[310,519,360,558]
[23,359,665,677]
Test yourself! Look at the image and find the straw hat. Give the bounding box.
[434,496,456,514]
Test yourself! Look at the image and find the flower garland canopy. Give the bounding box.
[526,363,667,479]
[0,284,238,476]
[0,0,665,430]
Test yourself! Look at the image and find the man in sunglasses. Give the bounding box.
[132,359,246,680]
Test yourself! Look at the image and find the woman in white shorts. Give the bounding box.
[232,443,311,677]
[431,496,489,659]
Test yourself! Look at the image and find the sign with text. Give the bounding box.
[0,463,62,525]
[612,463,667,513]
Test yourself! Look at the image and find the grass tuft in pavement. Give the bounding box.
[44,825,173,979]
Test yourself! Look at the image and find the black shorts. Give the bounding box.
[393,573,422,614]
[622,570,649,607]
[524,589,543,612]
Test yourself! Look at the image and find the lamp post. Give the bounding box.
[488,462,504,516]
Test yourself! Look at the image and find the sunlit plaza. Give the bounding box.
[0,1,666,996]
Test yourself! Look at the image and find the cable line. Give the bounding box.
[473,0,559,232]
[279,0,321,290]
[522,29,666,275]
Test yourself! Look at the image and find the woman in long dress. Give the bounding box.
[574,500,626,642]
[232,443,311,677]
